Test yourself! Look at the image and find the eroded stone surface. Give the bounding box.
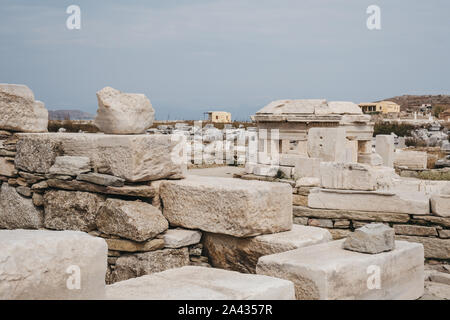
[96,199,168,242]
[163,229,202,248]
[15,135,63,173]
[49,156,91,176]
[95,87,155,134]
[256,240,424,300]
[0,84,48,133]
[431,194,450,218]
[0,230,107,300]
[203,225,331,273]
[160,175,292,237]
[343,223,395,254]
[106,266,295,300]
[43,190,105,232]
[0,183,43,229]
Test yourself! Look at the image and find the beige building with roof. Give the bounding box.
[359,101,400,114]
[206,111,231,123]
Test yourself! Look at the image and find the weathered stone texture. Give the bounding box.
[396,235,450,259]
[0,84,48,133]
[160,175,292,237]
[112,248,190,282]
[257,240,424,300]
[163,229,202,248]
[431,194,450,218]
[15,135,63,173]
[0,183,43,229]
[343,224,395,254]
[203,225,331,273]
[43,190,105,232]
[105,238,165,253]
[49,156,90,176]
[106,266,295,300]
[0,230,107,300]
[95,87,155,134]
[96,199,168,242]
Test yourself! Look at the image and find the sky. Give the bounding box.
[1,0,449,121]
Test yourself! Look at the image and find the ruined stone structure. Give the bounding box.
[1,84,448,300]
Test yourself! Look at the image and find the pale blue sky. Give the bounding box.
[1,0,449,120]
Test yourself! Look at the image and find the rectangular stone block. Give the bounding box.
[431,194,450,217]
[394,150,427,170]
[308,188,430,215]
[106,266,295,300]
[319,162,394,191]
[307,128,347,162]
[396,235,450,260]
[16,133,186,182]
[256,240,424,300]
[160,175,293,237]
[294,157,321,179]
[203,225,331,273]
[376,135,394,167]
[0,230,107,300]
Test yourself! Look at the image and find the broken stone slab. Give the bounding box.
[319,162,395,191]
[430,194,450,218]
[328,101,363,115]
[0,230,107,300]
[49,156,91,176]
[358,152,384,166]
[16,133,186,182]
[95,86,155,134]
[0,183,43,229]
[106,266,295,300]
[256,240,424,300]
[308,188,430,215]
[47,178,158,198]
[162,229,202,248]
[160,175,292,237]
[393,225,438,237]
[15,135,63,173]
[295,177,320,187]
[0,84,48,133]
[112,248,190,282]
[77,172,125,187]
[423,281,450,300]
[343,224,395,254]
[203,225,332,273]
[105,238,165,253]
[43,190,105,232]
[0,157,16,177]
[96,199,168,242]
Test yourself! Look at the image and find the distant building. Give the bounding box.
[358,101,401,114]
[439,109,450,122]
[206,111,231,123]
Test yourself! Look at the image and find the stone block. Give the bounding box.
[96,199,168,242]
[394,225,438,237]
[394,150,427,170]
[203,225,331,273]
[376,135,394,167]
[307,128,347,162]
[430,194,450,217]
[319,162,394,191]
[43,190,105,232]
[0,157,16,177]
[343,223,395,254]
[0,84,48,133]
[308,189,430,215]
[105,238,165,253]
[0,230,107,300]
[49,156,91,176]
[160,175,292,237]
[106,266,295,300]
[0,183,43,229]
[15,135,63,173]
[95,87,155,134]
[396,235,450,260]
[76,172,125,187]
[256,240,424,300]
[163,229,202,248]
[112,248,190,282]
[16,133,186,182]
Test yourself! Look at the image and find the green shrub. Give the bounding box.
[373,122,415,137]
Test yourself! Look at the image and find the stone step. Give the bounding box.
[203,225,332,273]
[308,188,430,215]
[106,266,295,300]
[160,175,292,237]
[256,240,424,300]
[0,230,107,300]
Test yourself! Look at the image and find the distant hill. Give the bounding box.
[378,95,450,111]
[49,110,95,120]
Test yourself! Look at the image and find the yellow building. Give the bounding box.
[206,111,231,123]
[359,101,401,114]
